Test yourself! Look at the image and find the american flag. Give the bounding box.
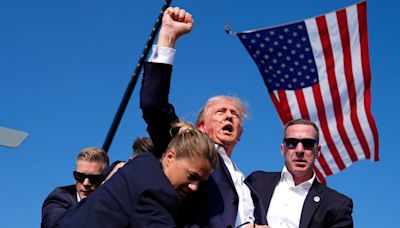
[237,1,379,183]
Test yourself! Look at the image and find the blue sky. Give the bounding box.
[0,0,398,227]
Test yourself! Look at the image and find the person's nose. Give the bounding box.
[82,177,91,186]
[188,181,200,192]
[295,142,305,155]
[225,110,233,121]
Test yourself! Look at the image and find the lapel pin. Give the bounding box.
[313,196,321,203]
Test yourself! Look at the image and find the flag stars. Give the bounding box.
[269,30,275,35]
[251,39,256,43]
[264,54,269,59]
[292,31,298,37]
[305,47,310,52]
[256,50,261,55]
[305,75,311,80]
[292,78,298,83]
[291,50,296,55]
[310,68,316,73]
[297,71,302,76]
[283,45,288,50]
[279,35,284,40]
[300,82,305,86]
[277,52,283,57]
[281,63,286,68]
[260,43,265,48]
[286,56,291,61]
[284,74,289,79]
[296,43,301,48]
[284,28,289,33]
[288,39,293,44]
[272,59,278,64]
[308,59,313,64]
[241,34,247,39]
[256,33,261,38]
[269,47,274,52]
[274,41,279,46]
[265,37,270,42]
[280,78,285,83]
[298,24,304,30]
[302,37,307,42]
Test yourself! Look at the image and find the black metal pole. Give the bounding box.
[102,0,173,152]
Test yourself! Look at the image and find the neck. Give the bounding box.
[293,172,313,186]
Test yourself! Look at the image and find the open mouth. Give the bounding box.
[222,124,233,134]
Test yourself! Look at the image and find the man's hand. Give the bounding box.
[157,7,194,48]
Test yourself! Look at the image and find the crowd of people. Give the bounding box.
[41,7,353,228]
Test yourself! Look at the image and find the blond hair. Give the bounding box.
[165,121,218,170]
[76,147,109,172]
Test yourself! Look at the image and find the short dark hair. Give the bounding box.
[283,119,320,143]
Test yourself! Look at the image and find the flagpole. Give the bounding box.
[102,0,173,152]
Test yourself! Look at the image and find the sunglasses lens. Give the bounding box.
[302,139,317,148]
[284,138,317,149]
[285,138,299,148]
[73,171,104,185]
[89,175,104,185]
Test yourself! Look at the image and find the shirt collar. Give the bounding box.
[280,166,315,189]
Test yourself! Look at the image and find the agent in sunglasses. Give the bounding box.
[246,119,353,228]
[54,122,218,228]
[41,147,109,228]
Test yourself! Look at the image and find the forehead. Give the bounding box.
[206,98,241,112]
[285,124,317,139]
[176,158,211,180]
[76,160,104,174]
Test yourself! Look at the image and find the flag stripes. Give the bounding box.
[238,1,379,182]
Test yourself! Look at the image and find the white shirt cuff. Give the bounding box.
[148,45,176,65]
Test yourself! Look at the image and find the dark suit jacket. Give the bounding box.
[246,171,353,228]
[140,62,267,227]
[41,184,77,228]
[55,152,180,228]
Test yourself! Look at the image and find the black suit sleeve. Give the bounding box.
[140,62,179,158]
[328,197,353,228]
[41,187,76,228]
[132,189,179,227]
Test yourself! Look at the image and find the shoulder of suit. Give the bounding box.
[315,181,352,202]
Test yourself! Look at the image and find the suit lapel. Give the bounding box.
[299,179,323,228]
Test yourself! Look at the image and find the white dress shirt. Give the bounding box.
[217,145,255,227]
[267,166,315,228]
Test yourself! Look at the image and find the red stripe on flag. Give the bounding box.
[314,166,326,185]
[277,90,293,124]
[312,83,345,171]
[269,91,289,124]
[337,8,371,160]
[316,15,358,164]
[358,2,380,161]
[294,90,310,120]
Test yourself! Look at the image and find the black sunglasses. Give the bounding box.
[73,171,104,185]
[284,138,318,149]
